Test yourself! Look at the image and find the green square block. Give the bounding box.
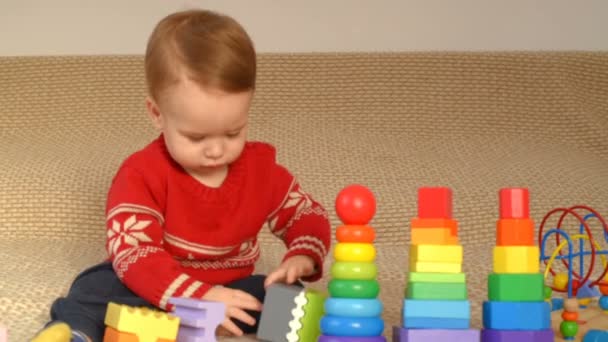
[406,281,468,300]
[297,289,327,341]
[488,273,544,302]
[408,272,466,283]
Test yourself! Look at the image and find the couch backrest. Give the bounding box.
[1,53,607,246]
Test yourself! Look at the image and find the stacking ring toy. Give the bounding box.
[321,315,384,337]
[329,279,380,298]
[324,298,383,317]
[331,262,377,280]
[336,225,376,243]
[334,243,376,262]
[318,335,386,342]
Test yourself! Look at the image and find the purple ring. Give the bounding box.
[318,335,386,342]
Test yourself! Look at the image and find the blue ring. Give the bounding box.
[324,298,383,317]
[320,315,384,337]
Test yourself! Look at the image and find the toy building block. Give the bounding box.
[492,246,539,273]
[410,218,458,236]
[257,284,326,342]
[410,261,462,273]
[488,273,544,301]
[104,302,180,342]
[583,330,608,342]
[168,297,224,342]
[406,281,467,300]
[410,244,462,264]
[402,299,470,319]
[0,325,6,342]
[576,281,601,299]
[417,187,452,219]
[104,326,177,342]
[496,218,534,246]
[408,272,466,283]
[393,326,480,342]
[410,227,458,245]
[480,329,554,342]
[403,317,469,329]
[482,301,551,330]
[499,188,529,219]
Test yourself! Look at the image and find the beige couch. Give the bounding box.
[1,52,607,341]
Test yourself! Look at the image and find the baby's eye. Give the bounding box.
[188,135,206,141]
[227,131,240,138]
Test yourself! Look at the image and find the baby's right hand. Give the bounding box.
[202,286,263,336]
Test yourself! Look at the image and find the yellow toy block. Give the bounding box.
[411,228,458,245]
[410,261,462,273]
[493,246,540,273]
[104,302,180,342]
[410,244,463,264]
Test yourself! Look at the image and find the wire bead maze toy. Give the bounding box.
[539,205,608,299]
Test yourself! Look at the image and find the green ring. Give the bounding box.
[331,262,377,280]
[329,279,380,298]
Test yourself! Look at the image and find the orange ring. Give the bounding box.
[336,225,375,243]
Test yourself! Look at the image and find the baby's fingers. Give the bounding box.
[286,266,300,284]
[228,306,257,326]
[222,317,244,337]
[264,268,287,288]
[231,289,262,310]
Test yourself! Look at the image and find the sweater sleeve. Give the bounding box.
[105,165,211,310]
[265,164,332,282]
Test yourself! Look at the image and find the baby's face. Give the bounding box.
[150,78,252,178]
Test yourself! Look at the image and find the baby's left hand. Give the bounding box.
[264,255,316,288]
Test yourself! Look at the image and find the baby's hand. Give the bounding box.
[202,286,262,337]
[264,255,316,288]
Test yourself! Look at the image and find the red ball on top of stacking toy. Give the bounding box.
[335,184,376,225]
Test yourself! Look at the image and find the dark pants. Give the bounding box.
[49,261,273,342]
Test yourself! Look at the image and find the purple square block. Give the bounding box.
[318,335,387,342]
[169,297,225,328]
[393,326,480,342]
[169,297,225,342]
[480,329,554,342]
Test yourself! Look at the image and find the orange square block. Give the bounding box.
[496,219,534,246]
[103,326,175,342]
[411,218,458,236]
[411,227,458,245]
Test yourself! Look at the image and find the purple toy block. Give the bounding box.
[318,335,387,342]
[480,329,554,342]
[393,326,480,342]
[169,297,225,342]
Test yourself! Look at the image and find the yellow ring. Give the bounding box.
[334,243,376,262]
[544,234,607,280]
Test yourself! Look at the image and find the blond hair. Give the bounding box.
[145,9,256,100]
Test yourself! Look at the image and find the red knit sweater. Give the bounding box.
[105,135,331,310]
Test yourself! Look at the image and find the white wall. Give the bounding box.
[0,0,606,56]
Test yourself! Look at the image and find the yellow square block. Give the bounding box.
[411,244,463,264]
[411,228,458,245]
[104,302,180,342]
[493,246,540,273]
[410,261,462,273]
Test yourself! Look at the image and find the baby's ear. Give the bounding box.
[145,96,163,130]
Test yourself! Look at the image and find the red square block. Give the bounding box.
[499,188,529,219]
[418,187,452,219]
